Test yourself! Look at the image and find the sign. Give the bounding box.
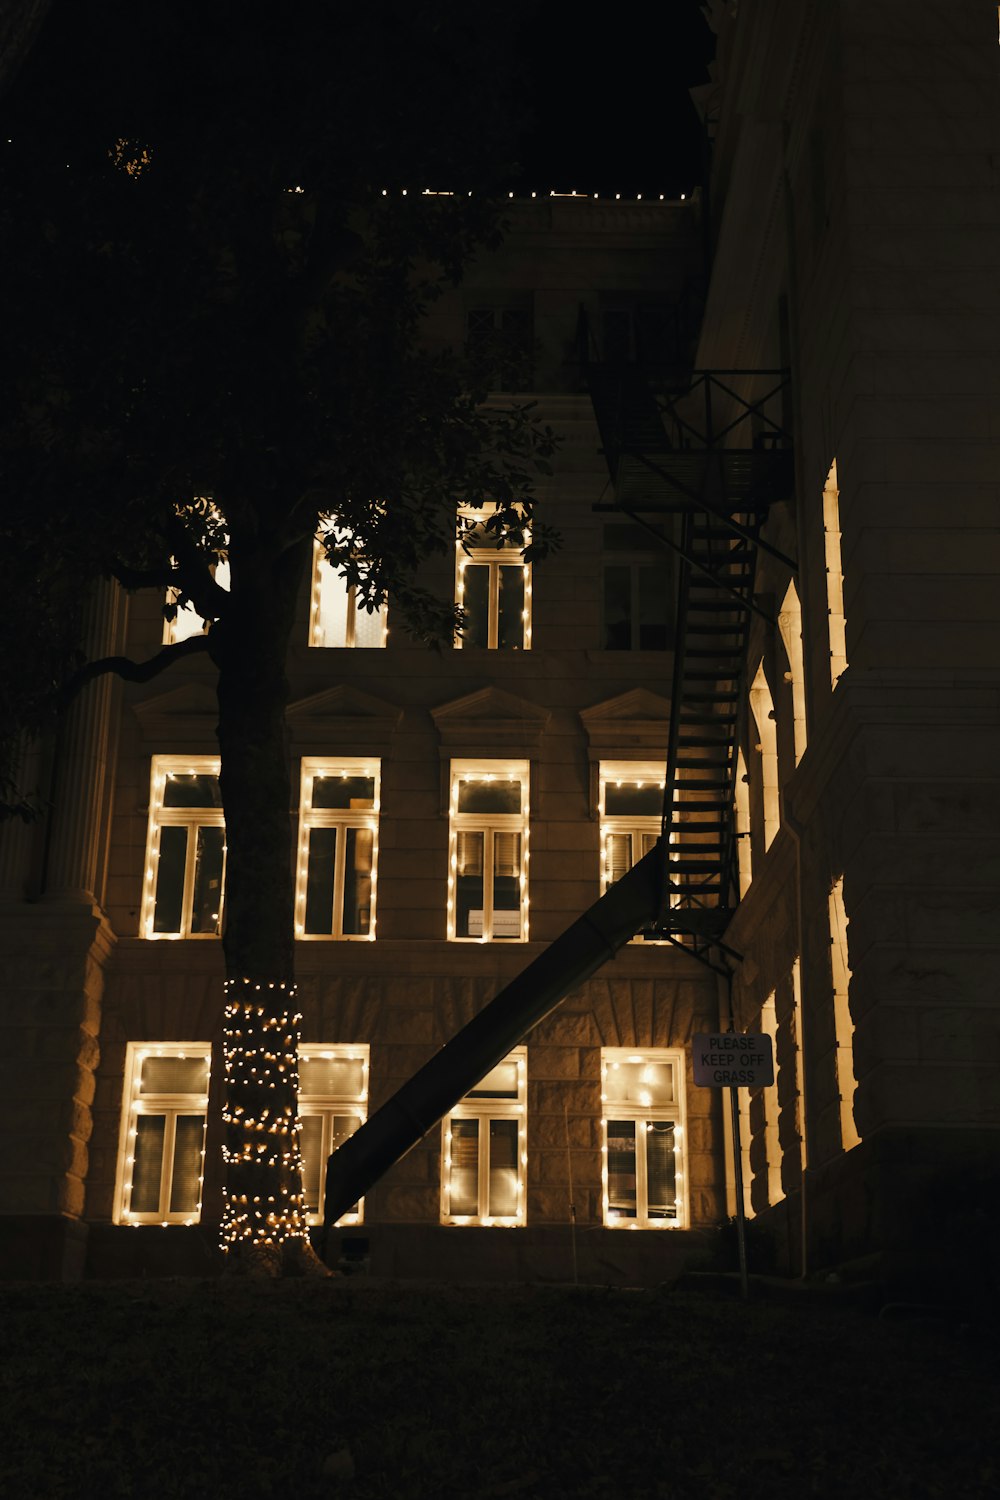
[692,1032,774,1088]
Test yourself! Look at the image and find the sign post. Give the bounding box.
[692,1032,774,1301]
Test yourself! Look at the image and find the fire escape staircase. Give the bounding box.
[587,361,795,964]
[321,363,794,1244]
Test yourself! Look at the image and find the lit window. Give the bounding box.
[455,505,531,650]
[829,878,860,1150]
[601,524,672,651]
[162,504,230,644]
[115,1043,211,1224]
[308,534,387,648]
[448,760,529,941]
[601,1048,687,1228]
[759,995,783,1206]
[823,459,848,687]
[141,756,225,939]
[298,1045,369,1226]
[295,759,380,940]
[778,580,807,764]
[735,747,752,898]
[599,761,664,941]
[441,1049,527,1225]
[749,662,780,851]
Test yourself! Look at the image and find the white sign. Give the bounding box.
[692,1033,774,1088]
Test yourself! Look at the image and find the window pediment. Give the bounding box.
[286,686,402,753]
[431,687,550,759]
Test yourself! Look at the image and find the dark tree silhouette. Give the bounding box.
[0,0,555,1272]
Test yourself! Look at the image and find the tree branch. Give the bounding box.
[62,633,212,705]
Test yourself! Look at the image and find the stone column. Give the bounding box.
[44,579,127,904]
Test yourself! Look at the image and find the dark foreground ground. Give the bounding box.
[0,1276,995,1499]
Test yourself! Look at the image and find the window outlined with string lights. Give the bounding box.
[114,1043,211,1225]
[307,533,388,649]
[298,1045,369,1226]
[441,1049,527,1226]
[598,761,665,942]
[140,756,225,940]
[601,1048,687,1229]
[295,758,380,941]
[448,760,529,942]
[455,504,531,651]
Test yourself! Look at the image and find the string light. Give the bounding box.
[220,978,310,1252]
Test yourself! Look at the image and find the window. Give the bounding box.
[295,759,379,940]
[448,760,529,941]
[599,762,664,940]
[748,662,780,851]
[601,1049,686,1228]
[441,1049,527,1225]
[759,995,783,1206]
[115,1044,211,1224]
[465,298,533,388]
[298,1045,369,1226]
[829,879,860,1150]
[308,535,387,649]
[778,580,807,763]
[161,502,230,644]
[455,505,531,650]
[602,524,672,650]
[823,459,848,687]
[141,757,225,939]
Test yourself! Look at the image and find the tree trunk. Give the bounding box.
[212,533,329,1274]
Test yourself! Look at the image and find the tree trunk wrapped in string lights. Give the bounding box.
[220,978,308,1263]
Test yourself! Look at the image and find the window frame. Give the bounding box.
[601,523,673,652]
[308,533,388,649]
[140,755,225,940]
[601,1047,688,1229]
[455,504,532,651]
[599,761,666,943]
[298,1044,370,1227]
[114,1042,211,1225]
[162,556,231,645]
[295,757,381,942]
[448,758,530,943]
[440,1047,527,1226]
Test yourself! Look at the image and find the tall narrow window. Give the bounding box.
[749,662,780,851]
[455,505,531,650]
[735,747,752,898]
[601,524,672,650]
[298,1045,369,1225]
[448,760,529,942]
[115,1044,211,1224]
[823,460,848,687]
[759,996,784,1206]
[599,762,664,940]
[295,759,380,940]
[141,757,225,939]
[441,1049,527,1225]
[308,535,387,648]
[601,1049,687,1228]
[162,502,230,644]
[829,879,860,1150]
[778,580,807,764]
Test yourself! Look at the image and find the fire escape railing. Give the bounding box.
[586,349,795,963]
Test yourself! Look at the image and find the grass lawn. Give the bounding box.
[0,1277,995,1498]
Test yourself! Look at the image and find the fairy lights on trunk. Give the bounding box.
[220,976,309,1251]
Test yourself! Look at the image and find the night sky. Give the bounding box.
[514,1,715,199]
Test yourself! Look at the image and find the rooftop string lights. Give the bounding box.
[379,189,690,202]
[220,976,309,1253]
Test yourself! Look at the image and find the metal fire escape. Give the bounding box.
[322,353,795,1242]
[587,357,795,965]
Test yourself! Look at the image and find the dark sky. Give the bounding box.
[514,2,715,199]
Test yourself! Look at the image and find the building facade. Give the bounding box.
[2,0,998,1298]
